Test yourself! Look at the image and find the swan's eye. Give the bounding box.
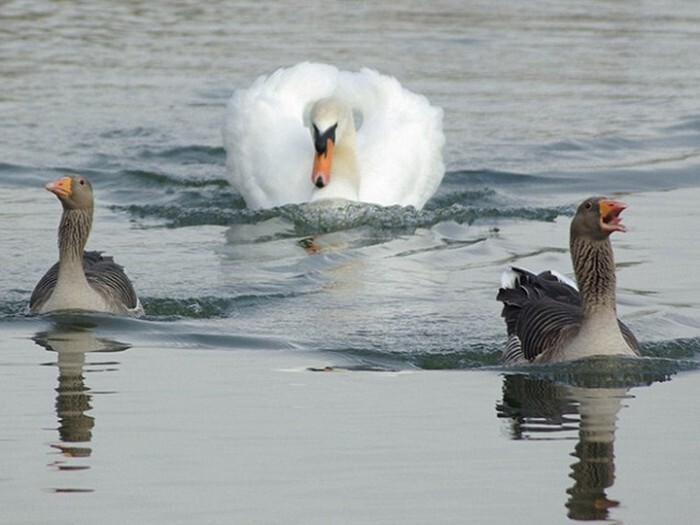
[79,179,85,185]
[312,124,319,140]
[585,201,592,210]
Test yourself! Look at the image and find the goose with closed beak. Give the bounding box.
[29,174,143,317]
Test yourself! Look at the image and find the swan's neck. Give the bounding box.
[57,208,92,279]
[313,128,360,202]
[570,235,617,318]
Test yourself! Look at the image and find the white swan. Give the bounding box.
[222,62,445,209]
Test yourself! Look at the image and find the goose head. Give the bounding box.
[571,197,627,242]
[309,97,356,190]
[47,174,94,211]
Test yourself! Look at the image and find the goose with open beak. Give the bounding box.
[497,197,641,363]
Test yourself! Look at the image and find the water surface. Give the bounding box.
[2,1,700,523]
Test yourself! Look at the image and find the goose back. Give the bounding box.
[30,251,142,315]
[498,267,640,364]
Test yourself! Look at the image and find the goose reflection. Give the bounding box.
[32,318,129,472]
[498,374,626,520]
[565,387,625,519]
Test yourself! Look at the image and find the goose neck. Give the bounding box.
[58,208,92,268]
[570,235,617,316]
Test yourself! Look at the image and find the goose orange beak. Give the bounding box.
[599,199,627,233]
[46,176,73,199]
[312,138,333,189]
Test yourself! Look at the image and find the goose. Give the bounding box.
[29,175,143,317]
[497,197,641,364]
[222,62,445,209]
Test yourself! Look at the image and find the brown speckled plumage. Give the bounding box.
[497,196,641,364]
[29,174,143,316]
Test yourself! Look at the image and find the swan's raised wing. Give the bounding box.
[339,68,445,209]
[223,63,340,209]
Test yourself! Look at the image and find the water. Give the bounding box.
[2,1,700,523]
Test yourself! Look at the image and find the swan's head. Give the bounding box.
[309,98,354,189]
[572,196,627,241]
[46,174,94,211]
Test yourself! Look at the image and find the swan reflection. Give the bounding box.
[33,317,130,490]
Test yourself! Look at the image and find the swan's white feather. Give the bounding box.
[222,62,445,209]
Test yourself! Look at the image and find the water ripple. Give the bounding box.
[135,145,225,166]
[505,355,699,389]
[118,191,569,233]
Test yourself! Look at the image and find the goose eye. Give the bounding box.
[79,179,85,185]
[585,201,592,209]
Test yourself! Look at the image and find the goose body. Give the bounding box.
[222,62,445,209]
[29,175,143,317]
[497,197,641,364]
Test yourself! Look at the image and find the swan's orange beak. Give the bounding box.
[312,138,333,189]
[46,176,73,199]
[599,199,627,233]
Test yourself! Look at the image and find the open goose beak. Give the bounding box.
[599,199,627,233]
[46,176,73,199]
